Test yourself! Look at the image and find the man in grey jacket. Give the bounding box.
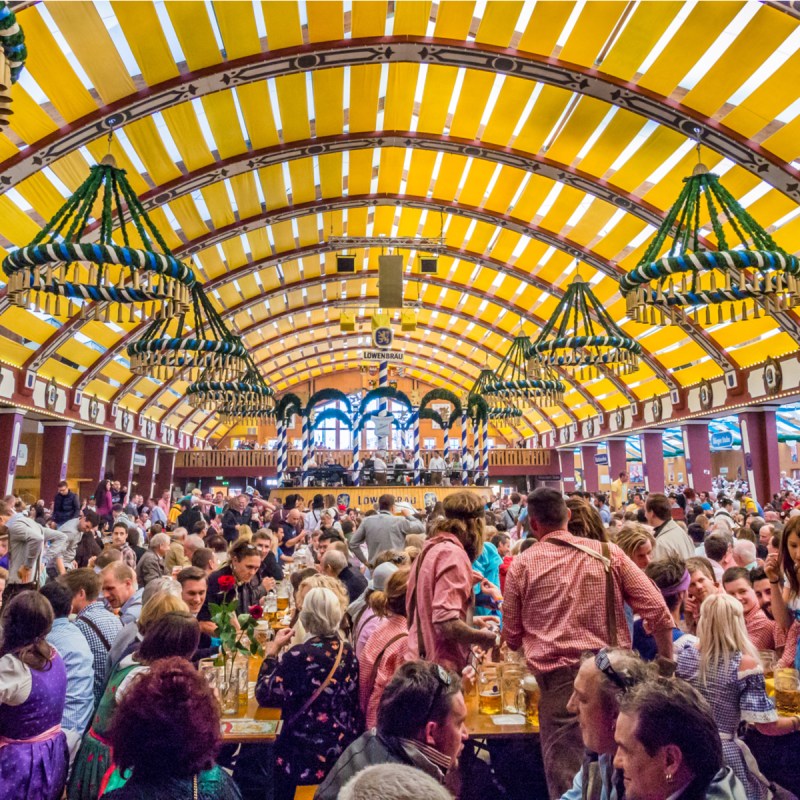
[2,496,66,607]
[349,494,424,564]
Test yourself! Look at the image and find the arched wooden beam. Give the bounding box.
[0,36,795,200]
[109,278,635,418]
[156,312,595,432]
[37,195,734,386]
[181,348,556,439]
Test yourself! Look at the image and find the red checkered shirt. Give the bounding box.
[503,530,673,674]
[744,604,777,650]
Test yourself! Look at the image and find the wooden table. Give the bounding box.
[465,691,539,739]
[219,656,283,744]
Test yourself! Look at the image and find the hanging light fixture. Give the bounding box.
[2,153,195,320]
[528,275,640,380]
[187,357,274,413]
[620,137,800,325]
[471,369,522,421]
[0,2,26,131]
[483,335,565,408]
[127,283,248,381]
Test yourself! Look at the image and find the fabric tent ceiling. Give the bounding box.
[0,0,799,440]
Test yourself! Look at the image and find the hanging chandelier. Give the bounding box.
[187,357,274,413]
[470,367,540,422]
[528,276,640,379]
[0,2,26,131]
[218,405,275,427]
[2,155,195,320]
[127,283,248,381]
[482,336,565,408]
[620,149,800,326]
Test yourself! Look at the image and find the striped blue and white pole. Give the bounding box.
[412,408,421,486]
[352,412,361,487]
[481,418,489,483]
[461,407,469,486]
[301,414,310,486]
[276,418,286,484]
[378,360,389,449]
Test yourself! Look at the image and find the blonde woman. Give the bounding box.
[614,522,656,570]
[676,593,799,800]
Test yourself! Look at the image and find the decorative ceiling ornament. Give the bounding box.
[698,379,713,412]
[620,141,800,326]
[763,357,783,396]
[0,3,26,133]
[187,357,274,413]
[127,283,247,381]
[2,153,195,320]
[470,366,532,421]
[528,276,641,380]
[482,336,565,409]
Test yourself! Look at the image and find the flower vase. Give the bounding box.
[218,666,239,715]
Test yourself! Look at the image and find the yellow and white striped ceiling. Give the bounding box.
[0,0,799,440]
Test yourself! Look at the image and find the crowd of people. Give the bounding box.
[0,474,799,800]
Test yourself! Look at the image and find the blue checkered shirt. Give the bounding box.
[46,617,95,734]
[75,600,122,703]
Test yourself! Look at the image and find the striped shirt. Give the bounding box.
[75,600,122,702]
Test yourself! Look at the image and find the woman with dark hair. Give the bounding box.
[567,496,609,542]
[0,591,69,800]
[94,479,114,527]
[406,491,498,671]
[766,516,800,670]
[102,658,240,799]
[68,611,200,800]
[614,677,744,800]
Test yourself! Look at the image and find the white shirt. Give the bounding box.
[429,456,446,471]
[372,457,387,471]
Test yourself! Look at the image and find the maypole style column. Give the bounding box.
[681,422,713,495]
[481,418,489,484]
[607,439,628,482]
[82,432,110,488]
[581,445,599,493]
[412,407,421,486]
[377,361,389,450]
[352,412,361,487]
[0,410,24,497]
[739,410,781,507]
[640,431,665,494]
[461,407,469,486]
[276,418,286,486]
[301,413,311,486]
[40,423,74,505]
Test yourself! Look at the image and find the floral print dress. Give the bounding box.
[255,635,361,797]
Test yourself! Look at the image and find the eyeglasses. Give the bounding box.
[423,663,453,722]
[594,648,634,692]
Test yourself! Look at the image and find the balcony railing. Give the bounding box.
[176,448,551,471]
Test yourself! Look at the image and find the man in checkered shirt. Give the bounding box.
[503,488,674,799]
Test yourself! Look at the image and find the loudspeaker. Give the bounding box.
[340,310,356,332]
[336,255,356,273]
[420,257,438,273]
[378,254,404,308]
[401,309,417,331]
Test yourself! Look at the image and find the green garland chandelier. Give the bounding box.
[187,355,274,414]
[474,336,564,411]
[2,155,195,321]
[620,152,800,325]
[127,283,248,381]
[0,1,26,132]
[527,276,640,380]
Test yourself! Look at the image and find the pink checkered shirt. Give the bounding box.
[503,530,673,674]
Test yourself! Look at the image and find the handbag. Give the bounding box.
[285,640,344,727]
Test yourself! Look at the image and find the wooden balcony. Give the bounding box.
[175,448,555,477]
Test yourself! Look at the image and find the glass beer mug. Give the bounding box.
[522,674,540,726]
[478,663,502,715]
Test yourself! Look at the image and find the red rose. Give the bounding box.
[218,575,236,591]
[248,604,264,620]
